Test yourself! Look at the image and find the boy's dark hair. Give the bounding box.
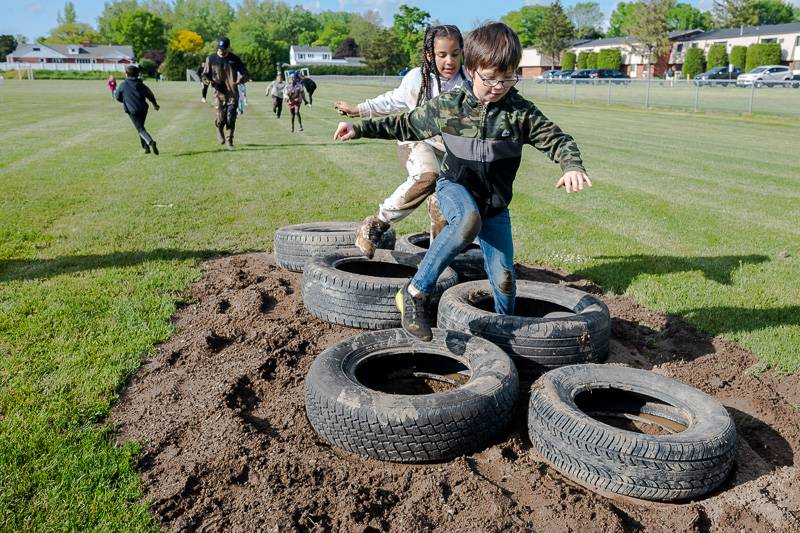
[418,24,463,106]
[464,22,521,74]
[125,65,140,78]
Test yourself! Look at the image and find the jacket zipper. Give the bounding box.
[477,103,491,212]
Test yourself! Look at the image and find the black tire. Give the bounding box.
[305,328,520,462]
[528,364,736,501]
[302,248,458,329]
[437,280,610,374]
[395,232,487,282]
[274,222,396,272]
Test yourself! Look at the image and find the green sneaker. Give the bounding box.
[396,280,433,341]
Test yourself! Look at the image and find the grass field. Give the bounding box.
[1,80,799,529]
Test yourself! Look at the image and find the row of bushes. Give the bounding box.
[562,49,622,72]
[683,42,782,79]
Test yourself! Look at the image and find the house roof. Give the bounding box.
[291,46,332,53]
[571,36,631,48]
[673,22,800,41]
[9,43,134,59]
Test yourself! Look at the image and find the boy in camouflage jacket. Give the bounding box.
[334,22,592,341]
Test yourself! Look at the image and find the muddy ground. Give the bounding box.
[111,253,800,532]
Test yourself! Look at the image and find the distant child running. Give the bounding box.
[285,73,307,132]
[107,75,117,99]
[334,22,591,340]
[300,73,317,106]
[266,72,286,118]
[335,25,468,257]
[115,65,160,155]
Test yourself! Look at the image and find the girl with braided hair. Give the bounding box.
[334,25,467,258]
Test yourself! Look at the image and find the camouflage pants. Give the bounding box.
[378,142,446,236]
[214,91,238,140]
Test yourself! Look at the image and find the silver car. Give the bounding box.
[736,65,792,87]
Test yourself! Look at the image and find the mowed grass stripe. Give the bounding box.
[0,80,798,531]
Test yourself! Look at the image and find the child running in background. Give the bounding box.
[115,65,160,155]
[334,22,591,340]
[285,73,307,132]
[300,73,317,106]
[107,75,117,99]
[237,74,247,116]
[266,72,286,118]
[334,25,468,258]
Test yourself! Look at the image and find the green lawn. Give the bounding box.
[1,80,798,529]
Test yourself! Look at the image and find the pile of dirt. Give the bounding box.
[111,253,800,532]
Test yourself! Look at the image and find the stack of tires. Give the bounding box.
[272,221,736,501]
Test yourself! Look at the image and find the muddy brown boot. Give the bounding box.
[427,195,447,239]
[355,215,390,259]
[216,125,225,145]
[225,130,234,151]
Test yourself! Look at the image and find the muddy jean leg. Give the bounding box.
[477,208,515,315]
[412,179,482,294]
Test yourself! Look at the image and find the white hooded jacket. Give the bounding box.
[357,66,469,152]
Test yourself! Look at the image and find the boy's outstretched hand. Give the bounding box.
[333,122,356,141]
[556,171,592,193]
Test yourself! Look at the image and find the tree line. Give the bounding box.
[1,0,797,79]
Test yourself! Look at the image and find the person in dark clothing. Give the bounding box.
[300,73,317,106]
[202,36,249,150]
[115,64,160,155]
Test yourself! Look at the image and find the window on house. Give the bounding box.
[761,38,777,43]
[297,53,305,59]
[796,36,800,47]
[323,54,329,59]
[33,47,41,51]
[78,58,91,63]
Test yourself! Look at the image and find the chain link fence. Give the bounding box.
[313,75,800,117]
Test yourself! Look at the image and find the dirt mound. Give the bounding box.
[112,253,800,532]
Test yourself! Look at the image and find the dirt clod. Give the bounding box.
[112,253,800,532]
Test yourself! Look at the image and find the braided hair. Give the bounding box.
[417,24,464,107]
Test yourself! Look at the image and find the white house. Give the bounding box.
[7,42,135,67]
[288,45,366,67]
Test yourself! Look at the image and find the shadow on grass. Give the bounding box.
[573,254,770,294]
[0,248,226,282]
[169,141,367,157]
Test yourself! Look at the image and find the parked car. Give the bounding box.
[588,69,631,84]
[736,65,792,87]
[791,73,800,89]
[567,69,594,82]
[535,70,562,83]
[556,70,575,82]
[694,66,743,85]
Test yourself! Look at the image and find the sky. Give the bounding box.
[3,0,797,42]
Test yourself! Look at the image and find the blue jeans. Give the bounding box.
[412,178,516,314]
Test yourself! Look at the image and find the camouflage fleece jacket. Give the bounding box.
[353,81,586,217]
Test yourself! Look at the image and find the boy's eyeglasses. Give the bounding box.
[476,70,519,88]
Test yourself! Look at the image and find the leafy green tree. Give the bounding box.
[98,0,140,42]
[667,2,713,31]
[349,11,382,57]
[109,9,166,58]
[0,35,18,61]
[730,45,747,69]
[577,50,590,69]
[44,23,102,44]
[707,43,728,67]
[608,2,636,37]
[683,47,705,78]
[597,48,622,69]
[314,13,350,52]
[501,6,548,47]
[712,0,759,26]
[58,2,77,24]
[753,0,796,24]
[534,1,575,67]
[171,0,234,42]
[624,0,672,76]
[334,37,359,58]
[238,48,277,81]
[567,2,605,39]
[392,4,430,67]
[365,28,407,74]
[561,51,577,70]
[586,51,598,68]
